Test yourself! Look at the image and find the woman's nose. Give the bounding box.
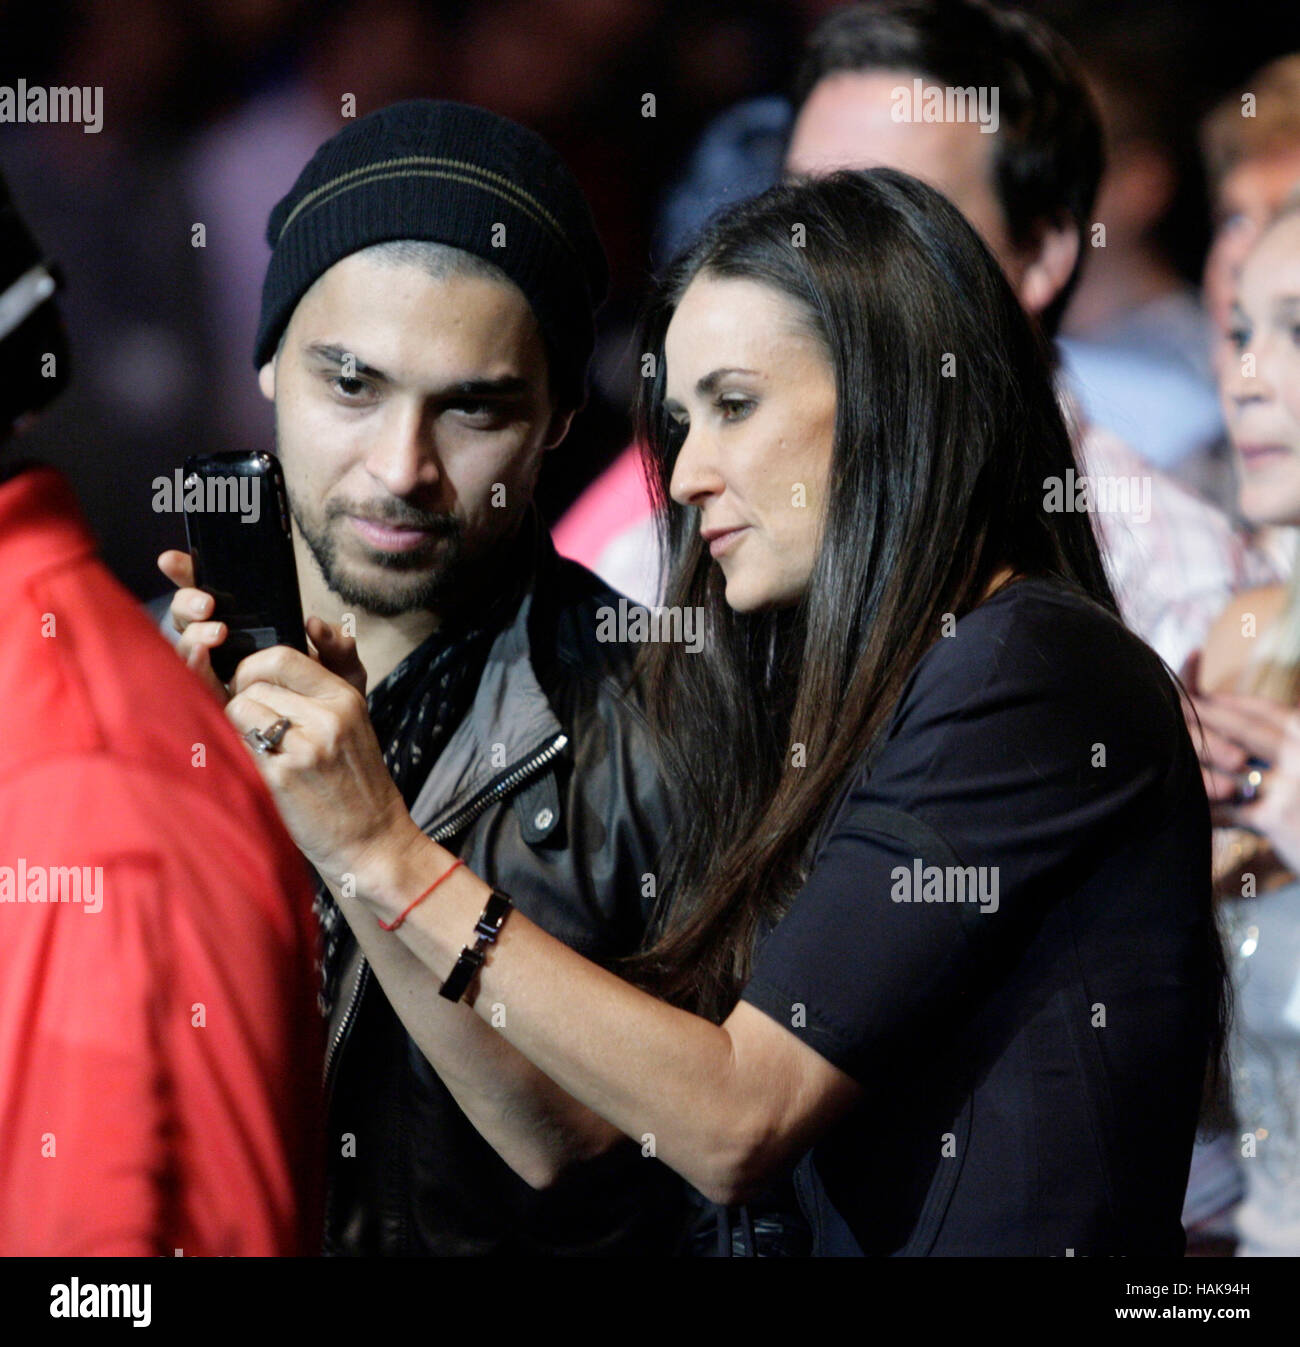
[668,425,724,508]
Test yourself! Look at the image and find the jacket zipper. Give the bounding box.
[322,729,570,1094]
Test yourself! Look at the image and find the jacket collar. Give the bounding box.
[407,508,566,834]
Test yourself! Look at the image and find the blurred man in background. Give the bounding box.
[1057,23,1223,481]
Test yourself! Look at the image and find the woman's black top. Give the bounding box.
[740,576,1217,1256]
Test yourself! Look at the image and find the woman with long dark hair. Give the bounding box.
[230,168,1227,1256]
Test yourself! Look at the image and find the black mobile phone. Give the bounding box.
[181,450,307,683]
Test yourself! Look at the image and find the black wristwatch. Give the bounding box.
[439,888,513,1002]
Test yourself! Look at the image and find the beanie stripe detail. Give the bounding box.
[275,155,575,256]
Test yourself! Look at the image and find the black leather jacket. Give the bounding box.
[323,524,690,1255]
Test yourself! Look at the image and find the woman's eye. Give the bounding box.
[717,397,754,421]
[1227,326,1250,351]
[1289,325,1300,348]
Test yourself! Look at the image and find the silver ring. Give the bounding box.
[245,717,291,755]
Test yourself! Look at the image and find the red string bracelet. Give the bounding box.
[377,857,466,931]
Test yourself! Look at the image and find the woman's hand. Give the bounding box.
[224,636,417,890]
[1191,691,1300,873]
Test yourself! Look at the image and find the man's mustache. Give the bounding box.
[325,501,460,535]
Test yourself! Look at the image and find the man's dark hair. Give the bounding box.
[792,0,1104,335]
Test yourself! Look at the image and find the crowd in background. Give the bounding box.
[0,0,1296,593]
[7,0,1300,1258]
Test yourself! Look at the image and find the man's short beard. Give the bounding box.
[292,496,474,619]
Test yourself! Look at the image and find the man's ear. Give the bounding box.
[541,405,575,451]
[1016,217,1080,318]
[258,358,276,402]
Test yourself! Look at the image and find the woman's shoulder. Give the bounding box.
[883,574,1179,755]
[1198,583,1289,694]
[917,575,1154,689]
[968,573,1120,624]
[830,574,1197,864]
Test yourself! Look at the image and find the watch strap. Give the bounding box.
[439,888,513,1002]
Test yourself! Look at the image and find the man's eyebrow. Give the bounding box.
[306,343,387,379]
[696,367,760,396]
[304,344,530,397]
[440,376,531,399]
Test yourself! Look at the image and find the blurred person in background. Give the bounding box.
[1057,19,1223,480]
[0,169,323,1257]
[0,0,218,598]
[1185,197,1300,1255]
[1202,57,1300,354]
[1191,54,1300,523]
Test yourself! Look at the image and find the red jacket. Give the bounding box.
[0,466,323,1255]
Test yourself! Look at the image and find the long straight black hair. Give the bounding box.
[624,168,1122,1021]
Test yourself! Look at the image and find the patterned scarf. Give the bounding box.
[313,614,502,1017]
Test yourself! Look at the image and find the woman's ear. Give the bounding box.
[258,359,276,402]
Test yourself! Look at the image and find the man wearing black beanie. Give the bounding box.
[162,100,686,1256]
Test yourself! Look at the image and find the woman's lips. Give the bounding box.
[349,515,436,552]
[1237,443,1292,469]
[705,526,748,558]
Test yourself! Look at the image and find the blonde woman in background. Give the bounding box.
[1193,194,1300,1255]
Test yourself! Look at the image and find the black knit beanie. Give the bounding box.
[254,100,609,409]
